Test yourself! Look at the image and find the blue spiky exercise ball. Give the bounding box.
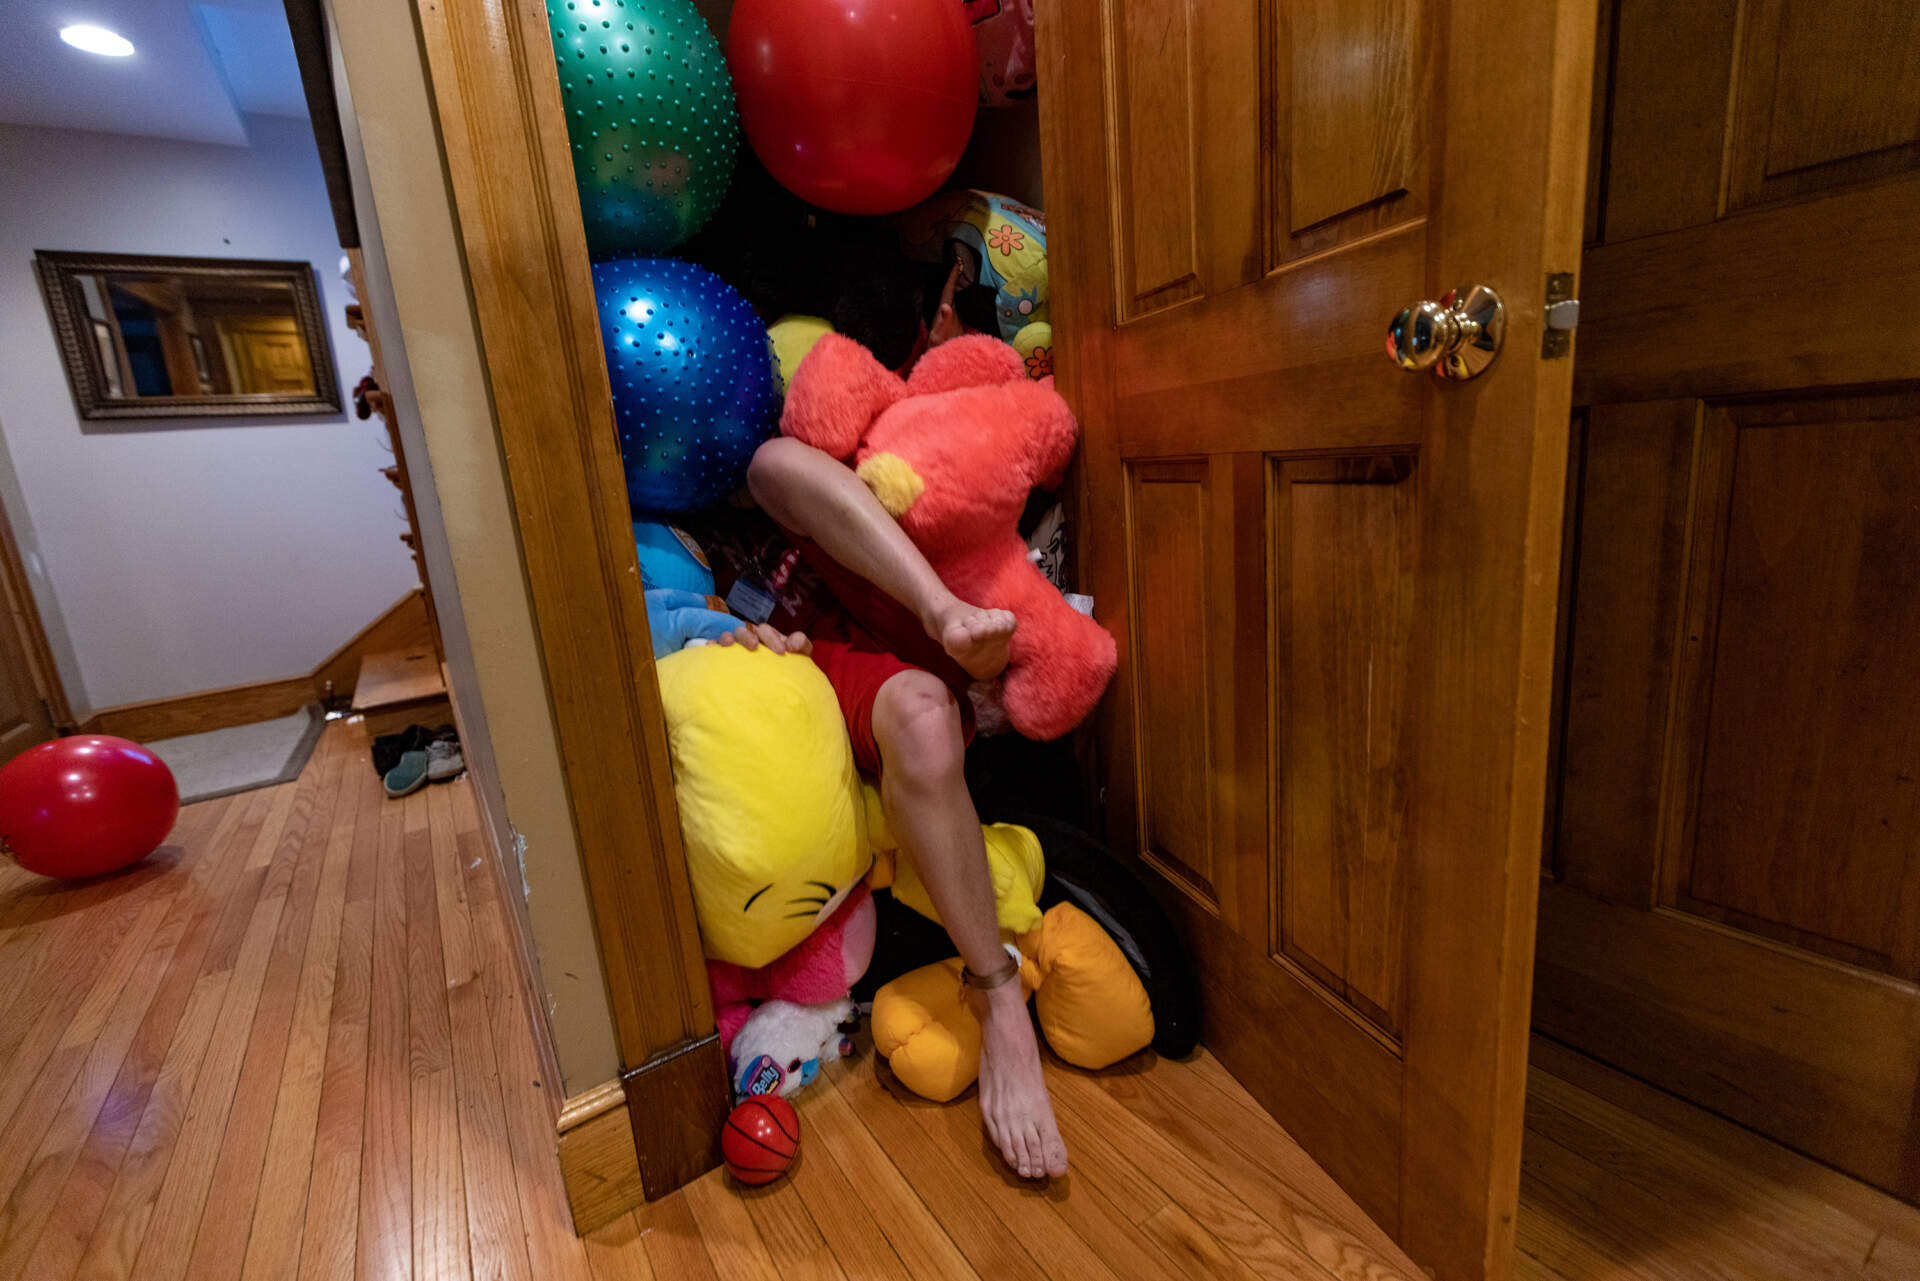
[595,257,777,514]
[548,0,739,255]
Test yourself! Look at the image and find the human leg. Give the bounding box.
[870,670,1067,1178]
[748,436,1014,680]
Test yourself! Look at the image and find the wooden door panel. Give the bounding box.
[1128,460,1221,909]
[1728,0,1920,210]
[1273,454,1416,1037]
[1548,401,1697,908]
[1679,400,1920,976]
[1104,0,1259,320]
[1278,0,1431,252]
[0,506,58,764]
[1600,0,1740,242]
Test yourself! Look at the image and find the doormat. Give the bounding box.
[144,703,326,805]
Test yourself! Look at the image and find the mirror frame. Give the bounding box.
[33,250,344,421]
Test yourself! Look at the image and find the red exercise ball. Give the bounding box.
[0,736,179,879]
[721,1095,800,1185]
[727,0,978,215]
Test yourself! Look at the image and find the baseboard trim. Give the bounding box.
[82,675,318,742]
[557,1039,727,1236]
[79,591,437,743]
[556,1079,648,1235]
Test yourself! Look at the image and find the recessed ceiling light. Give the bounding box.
[59,24,135,57]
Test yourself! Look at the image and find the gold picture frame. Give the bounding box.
[34,250,343,421]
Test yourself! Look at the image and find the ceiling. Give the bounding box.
[0,0,307,147]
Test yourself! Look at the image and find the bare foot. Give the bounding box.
[930,602,1016,681]
[970,981,1068,1179]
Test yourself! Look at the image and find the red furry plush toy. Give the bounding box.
[782,333,1116,741]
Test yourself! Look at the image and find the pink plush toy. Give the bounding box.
[782,333,1116,741]
[707,883,875,1052]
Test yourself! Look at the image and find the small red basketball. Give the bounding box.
[721,1095,799,1186]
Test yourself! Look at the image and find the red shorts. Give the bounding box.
[783,533,975,776]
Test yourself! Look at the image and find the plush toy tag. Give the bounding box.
[725,575,776,624]
[736,1054,786,1098]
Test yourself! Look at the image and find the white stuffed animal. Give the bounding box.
[729,998,858,1100]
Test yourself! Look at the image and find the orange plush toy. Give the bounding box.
[782,333,1117,741]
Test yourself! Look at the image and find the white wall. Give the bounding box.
[0,115,417,714]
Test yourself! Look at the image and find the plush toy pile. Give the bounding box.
[782,333,1116,742]
[657,639,1187,1104]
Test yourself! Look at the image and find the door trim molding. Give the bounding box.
[0,485,75,731]
[411,0,723,1171]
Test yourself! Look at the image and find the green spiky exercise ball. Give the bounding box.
[549,0,739,256]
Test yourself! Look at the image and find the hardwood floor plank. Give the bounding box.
[1866,1233,1920,1280]
[1156,1051,1406,1261]
[129,741,333,1281]
[911,1085,1180,1281]
[736,1170,827,1280]
[638,1189,722,1281]
[1140,1203,1268,1281]
[20,849,242,1281]
[1527,1069,1878,1270]
[185,733,348,1281]
[583,1210,657,1281]
[800,1073,978,1281]
[0,893,200,1276]
[73,970,234,1281]
[456,786,593,1280]
[357,776,414,1281]
[295,725,383,1281]
[238,735,364,1281]
[0,839,201,1141]
[1043,1063,1350,1281]
[783,1089,916,1281]
[827,1060,1053,1281]
[1116,1061,1419,1280]
[0,893,176,1215]
[683,1170,784,1281]
[433,778,535,1281]
[427,785,474,989]
[0,794,225,1052]
[1528,1035,1920,1251]
[404,788,472,1281]
[1521,1117,1857,1281]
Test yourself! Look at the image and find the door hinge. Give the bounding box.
[1542,272,1579,359]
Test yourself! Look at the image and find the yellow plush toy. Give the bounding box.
[870,856,1156,1102]
[656,643,871,970]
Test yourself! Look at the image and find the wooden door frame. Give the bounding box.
[0,479,76,733]
[410,0,728,1197]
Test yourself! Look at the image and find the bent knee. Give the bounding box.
[874,672,964,786]
[746,436,814,507]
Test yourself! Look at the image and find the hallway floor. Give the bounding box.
[0,719,1912,1280]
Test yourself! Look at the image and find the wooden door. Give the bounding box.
[0,507,59,764]
[1537,0,1920,1202]
[1037,2,1594,1278]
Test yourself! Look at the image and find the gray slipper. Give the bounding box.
[426,739,464,783]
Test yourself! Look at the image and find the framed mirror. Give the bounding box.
[34,250,342,420]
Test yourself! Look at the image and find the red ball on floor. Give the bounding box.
[722,1095,800,1186]
[0,735,179,879]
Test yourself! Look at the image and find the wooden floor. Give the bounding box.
[1,718,1916,1280]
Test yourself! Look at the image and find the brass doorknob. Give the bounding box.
[1386,283,1505,380]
